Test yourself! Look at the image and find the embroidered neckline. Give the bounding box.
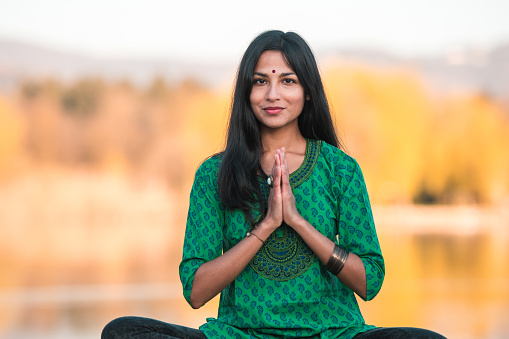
[258,138,321,190]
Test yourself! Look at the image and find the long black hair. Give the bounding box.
[218,30,341,223]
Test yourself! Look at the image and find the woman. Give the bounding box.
[102,31,445,338]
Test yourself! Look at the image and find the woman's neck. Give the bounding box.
[260,126,306,155]
[259,126,307,176]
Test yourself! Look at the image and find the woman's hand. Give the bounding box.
[259,147,305,232]
[260,149,284,232]
[279,148,306,228]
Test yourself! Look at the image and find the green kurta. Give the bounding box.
[179,139,385,339]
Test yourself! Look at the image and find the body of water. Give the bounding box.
[1,205,508,339]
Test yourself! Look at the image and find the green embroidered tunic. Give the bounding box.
[179,139,385,339]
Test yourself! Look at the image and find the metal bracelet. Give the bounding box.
[325,244,349,276]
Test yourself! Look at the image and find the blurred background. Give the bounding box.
[1,1,509,338]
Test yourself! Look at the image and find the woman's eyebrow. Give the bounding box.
[280,72,296,77]
[253,71,296,77]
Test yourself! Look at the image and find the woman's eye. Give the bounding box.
[283,78,297,84]
[253,78,266,84]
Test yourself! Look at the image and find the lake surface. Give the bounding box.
[1,205,508,339]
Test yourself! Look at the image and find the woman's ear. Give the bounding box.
[306,94,310,101]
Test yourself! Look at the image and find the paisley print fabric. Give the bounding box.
[179,139,385,339]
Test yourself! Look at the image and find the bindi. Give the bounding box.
[272,70,276,73]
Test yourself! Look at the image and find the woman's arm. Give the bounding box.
[285,216,368,299]
[279,149,368,299]
[189,153,284,309]
[190,218,274,308]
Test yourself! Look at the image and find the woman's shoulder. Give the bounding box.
[195,153,223,179]
[318,140,360,172]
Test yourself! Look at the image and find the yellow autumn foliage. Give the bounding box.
[422,95,509,203]
[324,66,432,203]
[0,97,24,178]
[0,65,508,204]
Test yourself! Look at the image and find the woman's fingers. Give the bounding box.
[275,150,281,186]
[264,149,283,228]
[283,148,289,177]
[269,150,282,188]
[279,147,303,227]
[270,150,284,202]
[270,153,277,182]
[280,148,291,190]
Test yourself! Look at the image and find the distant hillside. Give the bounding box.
[0,39,235,89]
[0,38,508,101]
[412,44,509,100]
[325,44,509,102]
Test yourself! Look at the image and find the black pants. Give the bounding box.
[102,316,447,339]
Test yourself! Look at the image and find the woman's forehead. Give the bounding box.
[254,51,294,73]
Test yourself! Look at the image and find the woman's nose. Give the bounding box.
[267,83,280,101]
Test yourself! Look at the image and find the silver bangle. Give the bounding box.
[325,244,349,276]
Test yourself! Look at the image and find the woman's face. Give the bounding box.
[250,50,306,132]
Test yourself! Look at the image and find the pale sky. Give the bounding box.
[1,0,509,62]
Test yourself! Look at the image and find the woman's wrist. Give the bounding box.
[255,217,279,239]
[285,213,307,231]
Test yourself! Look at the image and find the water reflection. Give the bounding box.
[409,232,509,338]
[1,207,509,339]
[357,209,509,339]
[414,233,488,276]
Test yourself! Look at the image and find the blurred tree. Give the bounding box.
[324,66,431,204]
[61,79,104,118]
[420,94,509,204]
[7,68,509,204]
[323,65,509,205]
[0,97,24,179]
[21,87,61,164]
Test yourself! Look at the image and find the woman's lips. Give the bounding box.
[263,107,284,115]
